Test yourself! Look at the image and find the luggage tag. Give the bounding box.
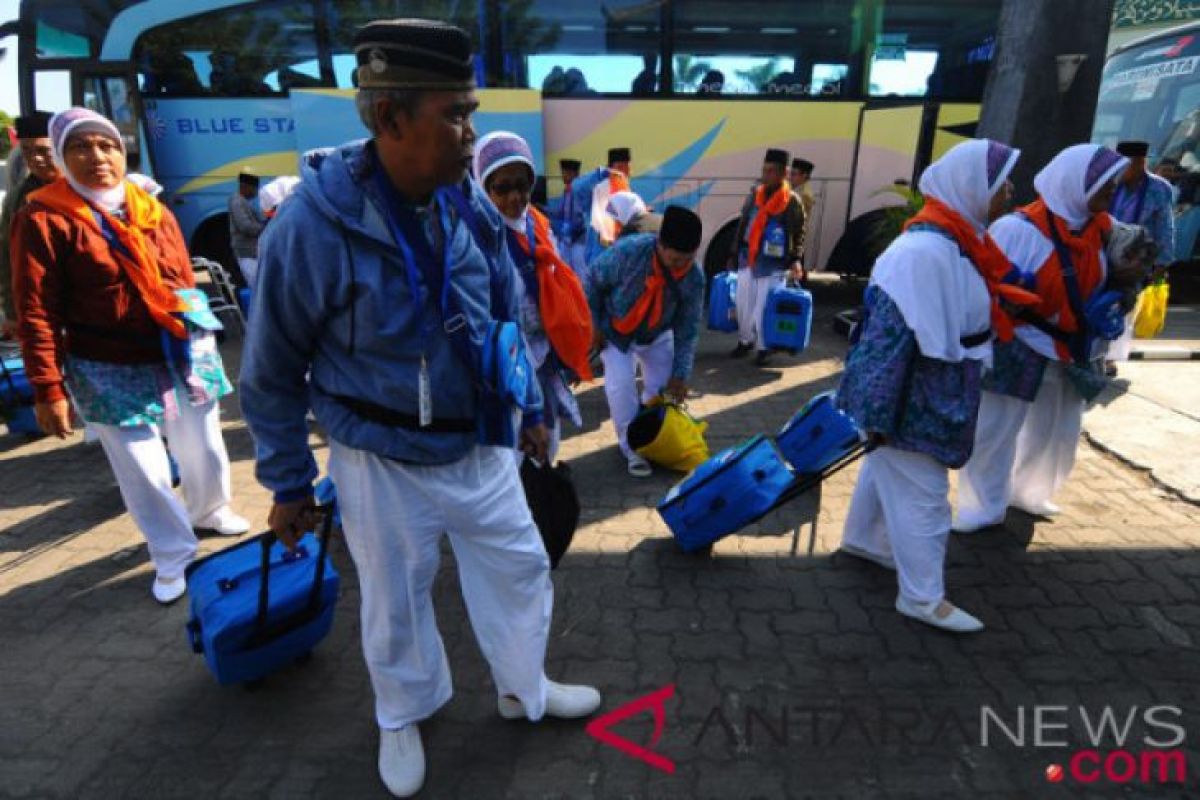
[418,355,433,428]
[763,220,786,259]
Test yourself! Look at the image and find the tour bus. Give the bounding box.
[13,0,1002,279]
[1092,21,1200,263]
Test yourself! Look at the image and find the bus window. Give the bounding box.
[327,0,485,88]
[869,0,1001,99]
[134,1,322,97]
[496,0,662,94]
[670,1,857,97]
[32,0,141,60]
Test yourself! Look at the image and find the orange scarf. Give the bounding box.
[515,207,595,380]
[612,249,690,336]
[1017,199,1111,359]
[746,181,791,267]
[904,196,1040,342]
[30,178,187,339]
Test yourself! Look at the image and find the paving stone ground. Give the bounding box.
[2,281,1199,799]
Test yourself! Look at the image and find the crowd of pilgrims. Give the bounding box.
[0,16,1171,797]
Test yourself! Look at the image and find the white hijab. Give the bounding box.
[606,191,647,226]
[1033,144,1128,230]
[917,138,1019,232]
[872,139,1020,363]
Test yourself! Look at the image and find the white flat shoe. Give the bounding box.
[1012,499,1060,517]
[896,596,984,633]
[839,543,896,571]
[498,680,602,720]
[379,725,425,798]
[626,455,652,478]
[152,576,187,605]
[193,507,251,536]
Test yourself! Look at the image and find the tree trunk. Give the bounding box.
[977,0,1117,203]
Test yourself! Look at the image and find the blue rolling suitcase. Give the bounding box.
[1,356,40,435]
[185,507,339,685]
[707,271,738,332]
[658,434,795,552]
[775,391,863,475]
[762,284,812,353]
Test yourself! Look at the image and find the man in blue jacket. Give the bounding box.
[239,19,600,799]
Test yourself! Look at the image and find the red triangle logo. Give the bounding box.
[585,684,677,774]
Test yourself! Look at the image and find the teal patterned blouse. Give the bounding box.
[66,333,233,427]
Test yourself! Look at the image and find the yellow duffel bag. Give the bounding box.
[627,396,710,472]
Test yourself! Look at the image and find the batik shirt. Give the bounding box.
[1111,173,1176,265]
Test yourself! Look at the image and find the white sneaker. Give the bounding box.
[498,680,602,720]
[1012,499,1060,517]
[193,507,251,536]
[627,454,652,478]
[378,725,425,798]
[152,576,187,605]
[896,595,984,633]
[839,543,896,571]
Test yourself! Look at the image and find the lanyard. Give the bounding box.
[370,168,460,339]
[1114,177,1150,224]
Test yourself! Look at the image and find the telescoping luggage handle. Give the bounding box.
[249,504,336,647]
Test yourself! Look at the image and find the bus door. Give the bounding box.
[72,66,146,175]
[846,100,926,224]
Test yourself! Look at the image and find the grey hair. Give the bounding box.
[355,88,426,135]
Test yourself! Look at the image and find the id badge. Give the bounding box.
[763,224,786,258]
[418,355,433,428]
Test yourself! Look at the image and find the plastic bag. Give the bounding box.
[1133,280,1169,339]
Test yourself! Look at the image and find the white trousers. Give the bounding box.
[736,268,783,351]
[600,331,675,459]
[328,441,552,730]
[91,399,232,580]
[842,447,950,605]
[1107,312,1136,362]
[955,390,1030,529]
[237,256,259,289]
[1009,362,1084,513]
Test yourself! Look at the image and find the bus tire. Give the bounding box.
[190,214,242,286]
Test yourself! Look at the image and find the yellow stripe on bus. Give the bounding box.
[175,151,300,195]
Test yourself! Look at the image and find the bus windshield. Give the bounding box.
[1094,25,1200,163]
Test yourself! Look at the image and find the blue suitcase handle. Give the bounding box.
[250,504,336,647]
